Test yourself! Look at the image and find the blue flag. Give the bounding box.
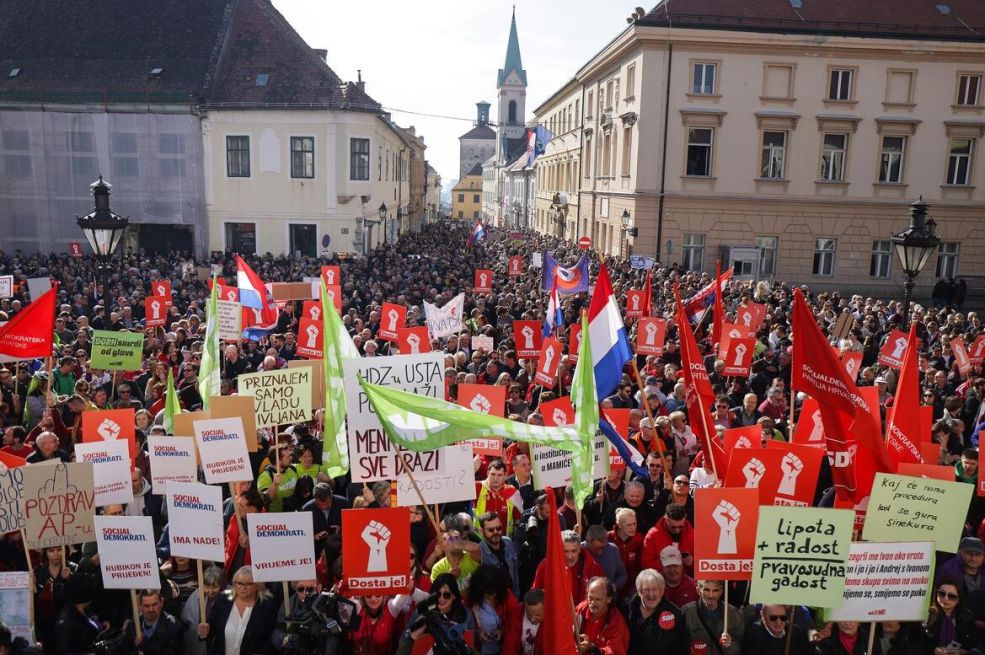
[526,124,553,167]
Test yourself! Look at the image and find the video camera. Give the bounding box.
[283,591,360,655]
[407,593,476,655]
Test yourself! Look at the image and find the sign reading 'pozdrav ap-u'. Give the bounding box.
[238,368,313,427]
[342,353,448,483]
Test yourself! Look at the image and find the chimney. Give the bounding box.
[313,48,328,63]
[406,126,415,136]
[356,69,365,92]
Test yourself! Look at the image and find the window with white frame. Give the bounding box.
[621,126,632,176]
[956,74,982,106]
[290,137,315,179]
[828,69,853,100]
[682,234,705,272]
[936,242,960,278]
[626,64,636,98]
[820,133,847,181]
[946,138,974,185]
[692,63,716,95]
[226,136,250,177]
[813,238,836,276]
[686,128,714,177]
[349,138,370,180]
[602,131,612,177]
[757,236,778,276]
[869,240,892,278]
[760,131,786,179]
[878,136,906,183]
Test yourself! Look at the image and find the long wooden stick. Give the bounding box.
[196,559,206,624]
[397,451,441,535]
[630,360,667,459]
[19,530,35,635]
[130,589,141,635]
[865,622,876,655]
[783,605,795,655]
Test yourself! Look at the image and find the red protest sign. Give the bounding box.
[508,256,523,276]
[341,507,412,595]
[841,351,863,381]
[602,408,632,469]
[721,337,755,377]
[513,320,542,358]
[636,317,666,356]
[540,396,574,427]
[878,329,909,370]
[694,487,759,580]
[211,279,239,302]
[324,284,343,313]
[69,242,83,257]
[735,302,765,332]
[320,265,341,288]
[301,300,322,322]
[792,397,826,449]
[144,296,168,328]
[897,463,956,482]
[474,269,493,294]
[625,291,647,319]
[723,426,761,461]
[397,326,430,354]
[296,317,323,359]
[764,441,824,507]
[567,322,583,362]
[457,384,506,456]
[151,280,173,308]
[951,337,972,376]
[533,337,563,387]
[979,456,985,497]
[378,303,407,342]
[970,335,985,366]
[82,409,137,464]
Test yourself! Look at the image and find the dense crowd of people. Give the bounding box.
[0,221,983,655]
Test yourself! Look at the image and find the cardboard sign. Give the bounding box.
[540,396,574,427]
[151,280,173,307]
[567,322,583,361]
[238,368,313,427]
[791,397,826,449]
[751,506,854,607]
[635,317,666,357]
[694,488,759,580]
[951,337,972,376]
[75,440,133,506]
[0,453,27,534]
[172,410,209,437]
[508,256,523,276]
[969,335,985,365]
[863,473,973,551]
[296,317,323,359]
[878,330,910,370]
[841,351,863,381]
[723,426,761,460]
[81,409,137,463]
[319,265,340,288]
[397,326,431,354]
[474,269,493,294]
[166,482,224,562]
[378,303,407,342]
[721,337,755,377]
[270,282,317,302]
[726,444,822,507]
[192,417,252,484]
[94,515,161,589]
[513,320,542,358]
[343,353,447,482]
[216,300,243,341]
[827,541,935,622]
[471,335,494,352]
[248,512,316,582]
[0,571,32,643]
[456,384,506,457]
[301,300,322,322]
[147,436,198,493]
[341,508,412,595]
[208,395,258,450]
[533,337,563,387]
[397,444,477,506]
[144,296,168,328]
[735,302,765,332]
[625,291,647,319]
[22,462,95,549]
[324,284,343,313]
[90,331,144,370]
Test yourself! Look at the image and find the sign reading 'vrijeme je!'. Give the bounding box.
[238,368,313,427]
[90,331,144,371]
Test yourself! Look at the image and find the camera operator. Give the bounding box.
[52,573,108,654]
[396,573,475,655]
[271,579,323,652]
[197,566,277,655]
[122,589,184,655]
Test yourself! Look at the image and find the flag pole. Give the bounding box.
[630,360,668,461]
[396,451,441,535]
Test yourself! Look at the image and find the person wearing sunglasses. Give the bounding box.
[740,604,809,654]
[397,572,468,655]
[924,580,977,655]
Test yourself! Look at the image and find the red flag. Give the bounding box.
[674,285,728,479]
[885,324,923,468]
[790,289,892,504]
[642,269,653,317]
[0,284,57,359]
[712,260,724,348]
[542,487,576,654]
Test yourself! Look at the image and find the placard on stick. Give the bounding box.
[248,512,316,583]
[93,515,161,589]
[209,395,258,451]
[238,368,313,427]
[0,453,27,534]
[862,473,973,551]
[288,359,324,411]
[826,541,935,622]
[192,417,252,484]
[22,462,96,549]
[166,482,224,562]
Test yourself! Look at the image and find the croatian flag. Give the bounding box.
[543,278,564,338]
[682,268,733,324]
[599,416,647,478]
[588,264,633,400]
[466,221,486,249]
[235,256,278,340]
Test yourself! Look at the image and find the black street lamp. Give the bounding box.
[891,196,941,324]
[620,209,638,258]
[76,176,128,299]
[378,202,389,246]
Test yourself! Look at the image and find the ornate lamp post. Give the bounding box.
[891,196,941,324]
[76,176,128,299]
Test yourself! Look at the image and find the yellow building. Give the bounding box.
[452,163,484,221]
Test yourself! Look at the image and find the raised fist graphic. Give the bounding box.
[387,309,399,331]
[808,409,824,443]
[469,394,492,414]
[712,500,741,554]
[778,453,804,496]
[406,333,421,353]
[732,343,747,366]
[644,321,658,345]
[742,458,766,488]
[362,520,391,572]
[150,300,161,319]
[891,337,907,359]
[97,419,121,441]
[552,408,568,426]
[309,306,321,320]
[541,347,555,373]
[305,324,319,348]
[520,325,534,349]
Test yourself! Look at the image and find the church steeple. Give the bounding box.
[497,8,526,88]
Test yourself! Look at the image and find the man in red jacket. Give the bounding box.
[532,529,605,605]
[609,507,643,600]
[575,577,630,655]
[640,503,695,575]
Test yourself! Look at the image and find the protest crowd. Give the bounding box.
[0,220,982,655]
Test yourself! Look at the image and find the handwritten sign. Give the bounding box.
[192,417,252,484]
[21,462,95,549]
[826,541,935,622]
[862,473,973,551]
[90,331,144,371]
[75,440,133,506]
[0,453,26,534]
[166,482,224,562]
[0,572,31,643]
[397,444,477,506]
[248,512,316,583]
[238,368,313,427]
[751,506,853,608]
[93,515,161,589]
[217,300,242,341]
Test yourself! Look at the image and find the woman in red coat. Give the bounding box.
[465,564,522,655]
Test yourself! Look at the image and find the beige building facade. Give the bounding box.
[531,1,985,295]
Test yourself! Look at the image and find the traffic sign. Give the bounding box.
[578,236,592,250]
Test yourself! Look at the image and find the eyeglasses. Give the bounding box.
[766,615,788,622]
[437,591,455,600]
[674,480,690,486]
[937,589,959,601]
[295,586,318,594]
[234,580,256,587]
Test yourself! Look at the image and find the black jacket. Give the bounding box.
[625,595,688,655]
[815,624,881,655]
[52,604,102,655]
[123,610,185,655]
[742,621,810,655]
[205,596,278,655]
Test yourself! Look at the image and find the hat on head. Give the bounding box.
[645,376,659,385]
[660,545,683,567]
[959,537,984,554]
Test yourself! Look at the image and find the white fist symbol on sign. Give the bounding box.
[712,500,741,554]
[630,295,639,310]
[361,520,391,572]
[975,340,985,358]
[742,312,752,327]
[406,333,421,353]
[891,337,907,359]
[735,436,752,450]
[778,453,804,496]
[226,290,236,301]
[644,321,658,345]
[150,300,161,319]
[155,284,166,296]
[520,326,534,349]
[479,273,488,288]
[305,324,319,348]
[732,343,747,366]
[846,358,859,378]
[387,309,399,331]
[541,346,555,373]
[552,408,567,426]
[742,458,766,488]
[327,290,336,306]
[808,409,824,443]
[729,329,742,339]
[326,270,336,285]
[97,419,121,441]
[469,394,492,414]
[309,306,321,320]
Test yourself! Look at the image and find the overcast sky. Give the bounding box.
[272,0,637,186]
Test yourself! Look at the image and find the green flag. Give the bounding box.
[569,311,599,509]
[198,275,220,411]
[163,369,180,435]
[359,377,584,454]
[321,279,359,478]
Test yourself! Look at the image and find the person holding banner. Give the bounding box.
[813,621,877,655]
[681,580,742,655]
[740,604,809,655]
[122,588,184,655]
[625,569,687,655]
[197,566,278,655]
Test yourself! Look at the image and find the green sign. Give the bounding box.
[90,331,144,371]
[862,473,973,552]
[751,506,854,608]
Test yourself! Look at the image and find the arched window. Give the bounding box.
[508,100,517,123]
